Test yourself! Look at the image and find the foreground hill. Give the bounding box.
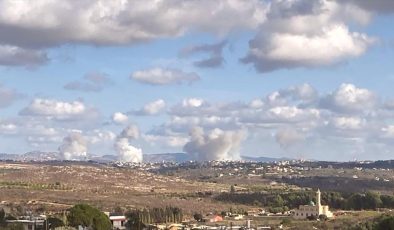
[0,161,245,214]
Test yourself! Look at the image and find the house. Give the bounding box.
[203,215,223,222]
[6,219,45,230]
[109,215,127,230]
[293,189,333,219]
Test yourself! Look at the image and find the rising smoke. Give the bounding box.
[275,128,304,149]
[114,124,143,163]
[183,127,246,161]
[58,132,88,160]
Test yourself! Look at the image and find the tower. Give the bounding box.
[316,188,321,207]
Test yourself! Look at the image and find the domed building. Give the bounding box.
[293,189,333,219]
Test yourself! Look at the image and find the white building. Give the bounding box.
[109,215,126,230]
[293,189,333,219]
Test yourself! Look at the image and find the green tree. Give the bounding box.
[365,192,382,210]
[319,214,328,222]
[5,223,24,230]
[44,217,65,229]
[0,208,5,223]
[230,185,235,193]
[374,215,394,230]
[193,213,203,222]
[67,204,111,230]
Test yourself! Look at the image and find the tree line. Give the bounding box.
[126,206,183,229]
[214,191,394,213]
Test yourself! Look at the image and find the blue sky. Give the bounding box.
[0,0,394,161]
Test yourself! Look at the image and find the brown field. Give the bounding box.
[0,162,251,215]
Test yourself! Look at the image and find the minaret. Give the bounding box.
[316,188,321,207]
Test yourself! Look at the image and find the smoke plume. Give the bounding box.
[183,127,245,161]
[114,124,143,163]
[58,132,88,160]
[275,128,304,149]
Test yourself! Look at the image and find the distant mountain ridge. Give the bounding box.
[0,151,289,163]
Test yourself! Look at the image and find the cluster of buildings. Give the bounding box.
[293,189,333,219]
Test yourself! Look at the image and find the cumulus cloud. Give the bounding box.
[58,132,88,160]
[182,98,204,108]
[143,133,188,148]
[180,41,227,68]
[243,25,372,72]
[19,98,98,121]
[112,112,129,124]
[131,67,200,85]
[0,45,48,67]
[0,84,23,108]
[87,129,116,144]
[337,0,394,14]
[242,0,374,72]
[64,72,113,92]
[114,124,143,162]
[133,99,166,116]
[183,127,246,161]
[241,106,320,125]
[320,83,377,113]
[0,0,266,48]
[0,122,18,135]
[266,83,318,107]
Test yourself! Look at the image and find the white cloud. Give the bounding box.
[0,45,48,67]
[242,0,374,72]
[143,134,188,148]
[0,84,22,108]
[0,122,18,135]
[87,129,116,144]
[320,83,377,113]
[134,99,166,115]
[182,98,204,108]
[131,67,200,85]
[0,0,266,48]
[64,72,113,92]
[337,0,394,14]
[243,24,373,72]
[20,98,98,121]
[331,116,365,130]
[179,40,227,68]
[112,112,129,124]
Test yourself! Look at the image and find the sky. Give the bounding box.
[0,0,394,162]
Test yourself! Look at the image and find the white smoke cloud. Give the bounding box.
[119,124,140,139]
[114,125,143,163]
[58,132,88,160]
[275,128,304,149]
[183,127,246,161]
[114,137,143,163]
